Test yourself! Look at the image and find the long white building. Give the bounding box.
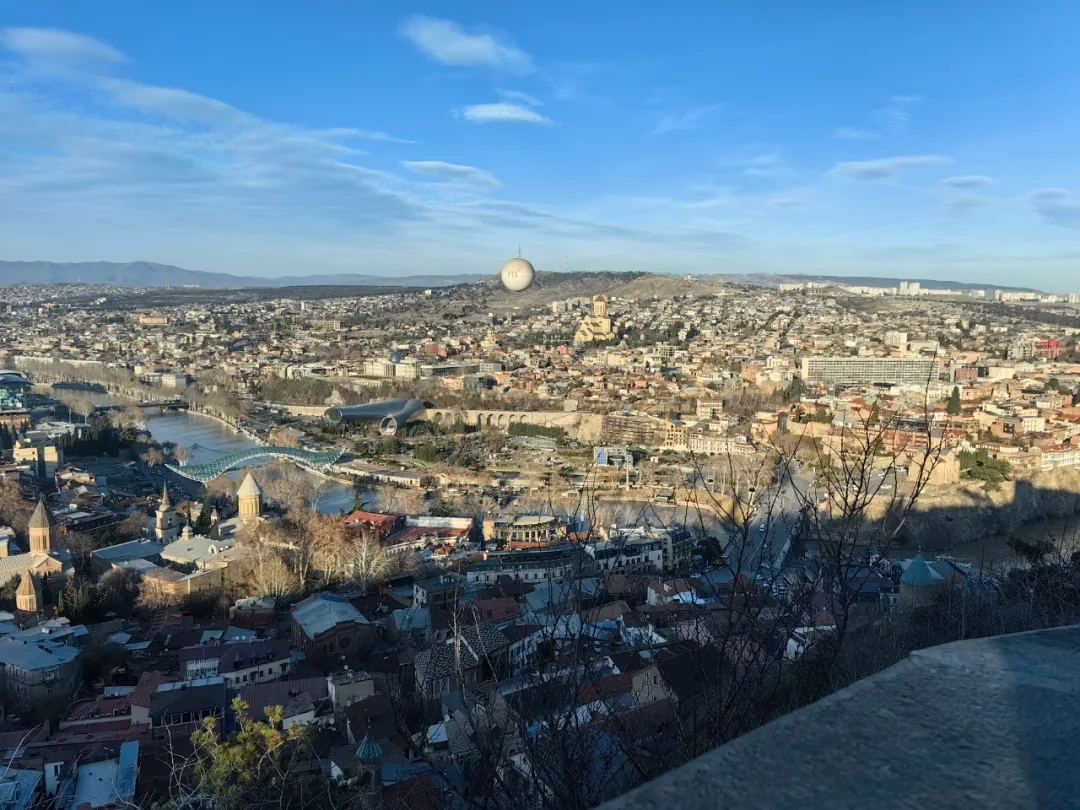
[800,356,939,386]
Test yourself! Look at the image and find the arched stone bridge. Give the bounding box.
[420,408,603,441]
[166,445,345,483]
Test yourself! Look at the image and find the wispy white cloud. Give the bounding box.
[354,129,416,144]
[458,102,551,124]
[832,126,875,141]
[941,175,994,190]
[724,152,790,178]
[101,77,253,126]
[402,160,501,188]
[833,95,920,140]
[874,95,920,134]
[827,154,950,181]
[496,88,542,107]
[651,104,722,135]
[0,27,125,70]
[0,27,420,236]
[1029,188,1080,229]
[399,16,532,72]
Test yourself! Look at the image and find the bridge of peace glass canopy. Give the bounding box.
[166,445,345,483]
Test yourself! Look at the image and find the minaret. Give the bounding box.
[28,497,55,553]
[155,483,178,542]
[15,572,40,613]
[355,732,383,809]
[236,472,263,520]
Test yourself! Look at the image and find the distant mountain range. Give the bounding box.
[0,260,1043,294]
[0,261,486,289]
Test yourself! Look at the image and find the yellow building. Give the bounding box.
[14,440,62,480]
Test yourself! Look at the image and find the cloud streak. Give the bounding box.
[724,152,789,178]
[402,160,501,188]
[496,88,542,107]
[399,16,532,72]
[651,104,721,135]
[827,154,950,181]
[458,102,551,124]
[1029,188,1080,229]
[941,175,994,190]
[0,27,421,236]
[833,95,920,140]
[765,197,805,207]
[0,27,125,70]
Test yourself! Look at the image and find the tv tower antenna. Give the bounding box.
[517,244,522,257]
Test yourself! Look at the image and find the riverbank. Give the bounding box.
[898,468,1080,551]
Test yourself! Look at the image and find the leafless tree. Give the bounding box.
[255,461,316,516]
[141,447,166,468]
[268,426,304,449]
[374,486,429,515]
[237,523,300,598]
[136,574,180,611]
[348,532,393,593]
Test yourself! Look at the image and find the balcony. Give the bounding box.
[600,624,1080,810]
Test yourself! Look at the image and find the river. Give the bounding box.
[41,386,357,514]
[919,517,1080,569]
[141,410,358,514]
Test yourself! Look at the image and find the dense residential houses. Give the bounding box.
[3,277,1080,807]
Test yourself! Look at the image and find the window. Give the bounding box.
[341,636,351,649]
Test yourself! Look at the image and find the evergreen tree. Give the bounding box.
[57,581,93,622]
[192,503,214,536]
[947,386,962,415]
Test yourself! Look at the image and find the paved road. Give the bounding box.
[736,462,816,576]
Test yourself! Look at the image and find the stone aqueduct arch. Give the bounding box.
[420,407,579,435]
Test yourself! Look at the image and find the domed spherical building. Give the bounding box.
[500,257,535,292]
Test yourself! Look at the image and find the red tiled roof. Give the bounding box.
[343,510,401,528]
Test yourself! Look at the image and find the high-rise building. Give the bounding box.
[884,331,908,350]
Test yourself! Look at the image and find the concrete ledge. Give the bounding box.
[600,624,1080,810]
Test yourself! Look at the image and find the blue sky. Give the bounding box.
[2,2,1080,288]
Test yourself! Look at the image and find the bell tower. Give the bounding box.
[237,472,263,519]
[28,497,55,553]
[155,484,178,542]
[355,732,383,809]
[15,572,40,613]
